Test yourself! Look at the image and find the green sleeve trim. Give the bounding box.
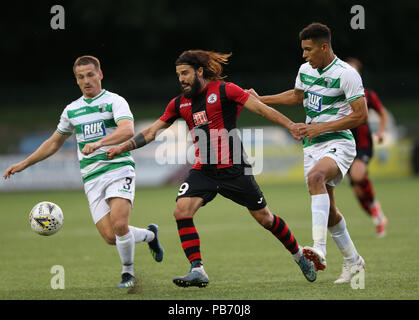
[347,94,365,103]
[115,116,134,123]
[57,129,73,135]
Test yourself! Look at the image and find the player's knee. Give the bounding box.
[350,170,365,184]
[111,220,129,237]
[307,170,326,189]
[350,160,366,183]
[173,207,191,219]
[173,201,195,219]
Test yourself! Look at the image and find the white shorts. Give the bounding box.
[303,139,356,187]
[84,166,135,224]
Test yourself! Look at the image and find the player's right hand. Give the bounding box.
[106,146,122,160]
[289,122,305,141]
[3,162,26,180]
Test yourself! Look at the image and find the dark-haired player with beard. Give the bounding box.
[106,50,317,287]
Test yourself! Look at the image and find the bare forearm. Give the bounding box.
[244,94,295,130]
[23,138,63,168]
[378,108,388,133]
[260,90,302,106]
[120,129,154,152]
[318,112,368,134]
[106,120,170,160]
[260,106,294,130]
[96,126,134,148]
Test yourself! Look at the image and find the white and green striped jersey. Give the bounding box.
[294,56,365,148]
[57,89,135,183]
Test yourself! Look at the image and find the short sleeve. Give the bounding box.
[113,96,134,123]
[294,66,305,91]
[224,82,250,105]
[57,108,74,135]
[341,68,365,103]
[159,98,180,124]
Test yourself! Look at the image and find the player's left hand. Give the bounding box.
[298,122,323,142]
[3,162,26,179]
[81,141,103,155]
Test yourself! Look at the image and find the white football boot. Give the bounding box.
[334,255,365,284]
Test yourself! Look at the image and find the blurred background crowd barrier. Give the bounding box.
[1,1,418,191]
[1,109,414,191]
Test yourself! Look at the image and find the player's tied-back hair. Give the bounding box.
[175,50,232,81]
[73,55,101,74]
[299,22,331,45]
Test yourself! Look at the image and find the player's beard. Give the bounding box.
[181,72,202,99]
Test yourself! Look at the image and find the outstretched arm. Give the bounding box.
[243,94,303,140]
[106,119,171,159]
[3,131,70,179]
[248,88,304,106]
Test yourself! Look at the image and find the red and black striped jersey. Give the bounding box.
[351,88,385,149]
[160,81,250,170]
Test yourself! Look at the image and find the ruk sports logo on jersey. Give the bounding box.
[306,91,323,111]
[82,120,106,140]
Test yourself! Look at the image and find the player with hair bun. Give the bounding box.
[107,49,317,287]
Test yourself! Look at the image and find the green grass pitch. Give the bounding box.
[0,177,418,300]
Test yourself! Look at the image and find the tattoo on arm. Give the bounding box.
[129,139,137,150]
[133,132,146,149]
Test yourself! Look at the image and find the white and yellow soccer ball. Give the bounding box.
[29,201,64,236]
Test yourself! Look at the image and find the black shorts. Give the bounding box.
[176,166,267,211]
[348,147,373,185]
[355,146,373,164]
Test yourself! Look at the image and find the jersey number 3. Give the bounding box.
[123,177,133,190]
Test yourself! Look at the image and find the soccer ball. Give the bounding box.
[29,201,64,236]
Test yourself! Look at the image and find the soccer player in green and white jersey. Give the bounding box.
[248,23,368,284]
[3,56,163,288]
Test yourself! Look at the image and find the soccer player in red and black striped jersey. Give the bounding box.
[107,50,317,287]
[346,58,388,237]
